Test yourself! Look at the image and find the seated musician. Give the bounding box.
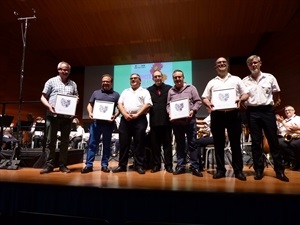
[2,123,18,150]
[276,105,300,171]
[196,114,214,169]
[69,118,85,149]
[31,116,45,148]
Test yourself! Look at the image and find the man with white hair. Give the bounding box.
[276,105,300,170]
[40,61,79,174]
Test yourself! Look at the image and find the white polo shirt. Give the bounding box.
[118,86,153,114]
[243,72,280,106]
[202,73,248,101]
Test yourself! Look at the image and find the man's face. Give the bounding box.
[285,107,295,118]
[247,57,262,74]
[101,76,112,91]
[152,71,163,86]
[172,71,184,88]
[58,64,70,79]
[130,74,141,89]
[215,57,228,75]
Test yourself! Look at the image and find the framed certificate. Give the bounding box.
[211,88,237,110]
[54,94,77,116]
[170,98,190,120]
[93,100,114,120]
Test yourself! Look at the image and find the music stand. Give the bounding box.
[34,122,45,132]
[13,121,33,132]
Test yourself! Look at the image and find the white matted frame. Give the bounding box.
[93,100,114,120]
[211,87,237,110]
[54,94,77,116]
[170,98,190,120]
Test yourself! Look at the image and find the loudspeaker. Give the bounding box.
[0,159,20,170]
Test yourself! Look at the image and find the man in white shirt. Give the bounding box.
[243,55,289,182]
[276,105,300,170]
[112,73,152,174]
[202,57,249,181]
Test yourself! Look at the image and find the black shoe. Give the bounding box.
[165,166,173,173]
[235,171,246,181]
[173,167,185,175]
[276,171,289,182]
[40,166,53,174]
[213,170,226,179]
[101,166,110,173]
[151,166,161,173]
[59,165,71,173]
[136,166,146,174]
[192,169,203,177]
[290,164,300,171]
[81,166,93,174]
[254,171,263,180]
[112,166,127,173]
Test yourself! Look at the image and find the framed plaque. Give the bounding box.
[54,94,77,116]
[93,100,114,120]
[211,88,237,110]
[170,98,190,120]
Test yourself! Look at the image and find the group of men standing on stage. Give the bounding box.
[40,55,296,182]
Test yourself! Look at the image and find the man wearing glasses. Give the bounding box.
[243,55,289,182]
[276,105,300,171]
[112,73,152,174]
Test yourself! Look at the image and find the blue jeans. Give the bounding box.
[85,120,114,168]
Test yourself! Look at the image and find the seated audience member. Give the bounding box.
[69,118,85,149]
[2,123,18,150]
[276,105,300,170]
[196,114,214,169]
[31,116,45,148]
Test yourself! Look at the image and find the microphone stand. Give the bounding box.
[12,9,37,162]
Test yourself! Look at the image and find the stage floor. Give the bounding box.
[1,161,300,194]
[1,157,300,225]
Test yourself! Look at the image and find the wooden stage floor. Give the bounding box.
[1,161,300,194]
[1,160,300,225]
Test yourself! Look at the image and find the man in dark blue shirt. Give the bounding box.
[81,74,120,173]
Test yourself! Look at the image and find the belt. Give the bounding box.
[216,109,237,113]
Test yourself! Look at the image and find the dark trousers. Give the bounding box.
[149,125,173,168]
[211,109,243,173]
[279,137,300,166]
[118,115,148,168]
[45,116,72,167]
[172,122,199,170]
[246,105,284,173]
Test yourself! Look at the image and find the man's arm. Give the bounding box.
[41,93,55,113]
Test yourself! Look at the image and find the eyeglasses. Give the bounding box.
[216,60,227,64]
[249,61,260,65]
[285,109,294,112]
[173,76,183,79]
[130,77,139,80]
[58,68,70,72]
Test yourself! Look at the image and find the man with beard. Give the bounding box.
[202,57,249,181]
[81,74,120,174]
